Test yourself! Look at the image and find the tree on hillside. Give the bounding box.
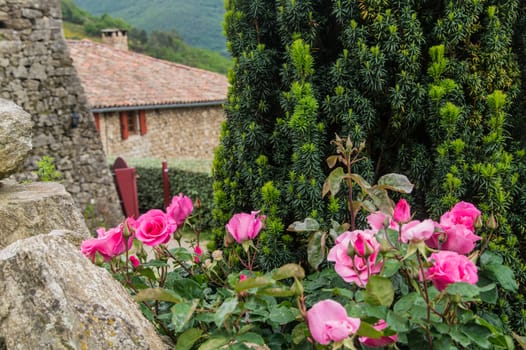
[214,0,526,332]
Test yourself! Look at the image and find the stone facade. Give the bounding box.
[0,0,122,225]
[97,105,224,159]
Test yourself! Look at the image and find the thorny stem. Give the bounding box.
[162,246,195,277]
[346,158,356,231]
[478,230,494,258]
[235,249,250,270]
[119,270,176,342]
[248,241,259,272]
[417,252,434,350]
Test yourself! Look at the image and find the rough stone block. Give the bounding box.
[0,181,89,249]
[0,232,170,349]
[0,99,32,179]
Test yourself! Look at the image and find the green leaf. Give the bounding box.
[272,263,306,281]
[324,287,354,299]
[387,311,409,332]
[445,282,480,300]
[326,155,340,168]
[171,278,204,299]
[377,173,414,194]
[480,251,503,266]
[235,332,265,345]
[489,333,514,350]
[308,231,327,270]
[168,247,194,261]
[363,276,394,307]
[134,287,183,303]
[393,292,419,314]
[292,322,309,344]
[171,299,198,332]
[461,323,492,349]
[349,173,372,190]
[136,267,156,281]
[141,259,168,268]
[484,263,518,292]
[175,328,203,350]
[478,283,498,304]
[269,306,299,325]
[366,187,394,214]
[381,260,403,278]
[257,287,294,297]
[234,276,273,292]
[198,336,230,350]
[287,217,320,232]
[323,167,345,197]
[357,321,383,338]
[450,325,471,347]
[214,297,239,327]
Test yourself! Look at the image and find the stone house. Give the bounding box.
[67,31,228,160]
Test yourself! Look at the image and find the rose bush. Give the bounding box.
[80,143,518,349]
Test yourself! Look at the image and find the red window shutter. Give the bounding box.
[139,110,147,135]
[120,111,129,140]
[93,112,100,132]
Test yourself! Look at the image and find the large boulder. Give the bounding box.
[0,180,90,248]
[0,232,170,349]
[0,99,32,180]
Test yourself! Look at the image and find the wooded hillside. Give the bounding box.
[61,0,231,74]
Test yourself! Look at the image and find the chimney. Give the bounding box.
[101,28,128,51]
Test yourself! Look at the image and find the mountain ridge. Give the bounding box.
[70,0,227,56]
[60,0,231,75]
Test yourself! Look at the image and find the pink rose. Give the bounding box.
[441,201,481,231]
[239,274,247,281]
[400,219,436,243]
[433,202,482,254]
[425,251,478,291]
[81,225,131,262]
[226,211,265,243]
[135,209,177,246]
[307,300,361,345]
[367,211,397,230]
[440,224,481,254]
[328,230,383,288]
[359,319,398,347]
[393,199,411,223]
[129,255,140,268]
[166,193,193,226]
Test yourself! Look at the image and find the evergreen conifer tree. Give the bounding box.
[215,0,526,331]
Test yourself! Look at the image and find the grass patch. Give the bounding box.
[109,157,212,174]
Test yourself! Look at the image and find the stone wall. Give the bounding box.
[0,0,122,225]
[98,105,224,160]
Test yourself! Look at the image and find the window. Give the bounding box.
[127,111,138,134]
[120,110,147,140]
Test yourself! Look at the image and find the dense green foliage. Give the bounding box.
[70,0,227,56]
[214,0,526,332]
[60,0,231,74]
[134,164,214,230]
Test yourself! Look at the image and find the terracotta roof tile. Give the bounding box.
[66,39,228,109]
